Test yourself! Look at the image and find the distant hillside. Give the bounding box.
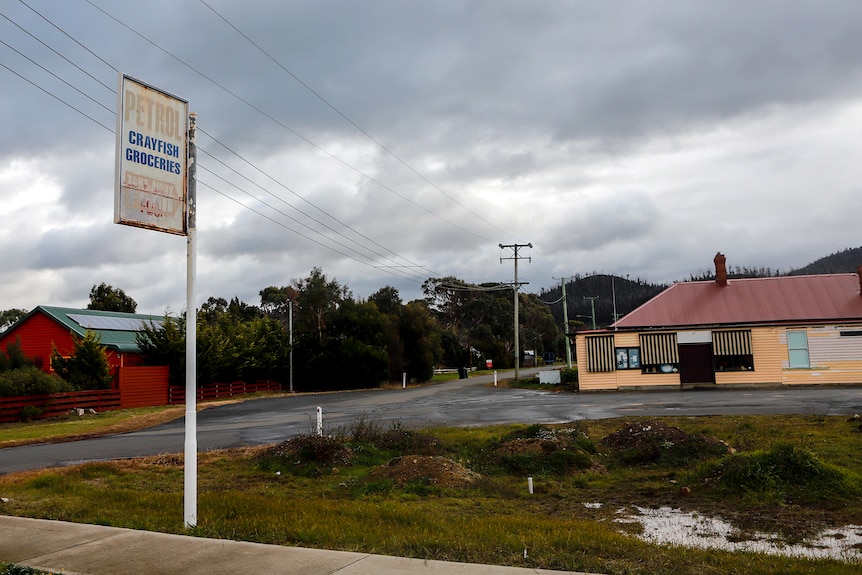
[540,273,666,330]
[786,246,862,275]
[541,246,862,329]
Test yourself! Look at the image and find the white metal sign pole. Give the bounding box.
[113,74,192,528]
[184,112,198,528]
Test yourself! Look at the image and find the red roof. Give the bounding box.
[614,273,862,329]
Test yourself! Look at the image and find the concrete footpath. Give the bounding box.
[0,516,596,575]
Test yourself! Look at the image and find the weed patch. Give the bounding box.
[369,455,481,488]
[600,419,731,467]
[1,565,48,575]
[258,434,353,477]
[700,443,860,505]
[492,424,597,476]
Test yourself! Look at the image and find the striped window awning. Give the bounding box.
[712,330,752,356]
[586,335,615,372]
[639,333,679,365]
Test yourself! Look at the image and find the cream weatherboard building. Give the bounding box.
[575,254,862,390]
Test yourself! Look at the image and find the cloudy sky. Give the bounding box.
[2,1,861,315]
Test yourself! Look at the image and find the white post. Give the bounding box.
[184,113,198,529]
[494,370,498,387]
[316,406,323,436]
[288,300,294,393]
[402,372,407,389]
[528,476,534,494]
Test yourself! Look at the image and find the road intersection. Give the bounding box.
[2,368,861,474]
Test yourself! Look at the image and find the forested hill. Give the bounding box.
[541,246,862,329]
[786,247,862,275]
[539,274,666,331]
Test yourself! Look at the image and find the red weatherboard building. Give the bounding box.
[0,306,163,383]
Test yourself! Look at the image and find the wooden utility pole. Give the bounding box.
[584,295,599,330]
[500,243,532,381]
[554,276,574,369]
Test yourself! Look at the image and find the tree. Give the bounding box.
[440,330,469,368]
[519,293,561,357]
[326,335,388,390]
[136,315,186,386]
[226,296,261,322]
[0,337,33,372]
[285,269,396,390]
[398,301,442,382]
[0,339,71,398]
[199,297,229,324]
[51,330,113,390]
[369,286,403,315]
[294,298,389,391]
[424,277,515,368]
[199,296,263,325]
[197,315,289,385]
[260,285,297,328]
[422,276,472,333]
[0,308,27,333]
[293,267,350,342]
[88,283,137,313]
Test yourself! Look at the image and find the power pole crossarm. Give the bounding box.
[499,243,532,381]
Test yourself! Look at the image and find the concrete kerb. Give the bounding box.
[0,515,597,575]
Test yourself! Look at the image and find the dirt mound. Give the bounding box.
[496,437,561,457]
[263,435,354,466]
[370,455,481,488]
[600,420,731,466]
[601,421,691,449]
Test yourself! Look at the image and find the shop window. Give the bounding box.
[615,347,641,370]
[715,354,754,371]
[713,330,754,371]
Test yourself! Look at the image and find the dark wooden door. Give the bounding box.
[678,344,715,385]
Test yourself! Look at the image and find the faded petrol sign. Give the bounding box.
[114,74,189,235]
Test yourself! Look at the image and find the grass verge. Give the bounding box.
[1,414,861,574]
[0,405,186,448]
[0,393,289,448]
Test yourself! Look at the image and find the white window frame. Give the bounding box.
[787,330,810,368]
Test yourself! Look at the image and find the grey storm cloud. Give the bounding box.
[2,0,862,312]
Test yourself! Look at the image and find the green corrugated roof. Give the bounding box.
[36,306,165,353]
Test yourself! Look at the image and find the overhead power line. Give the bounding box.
[17,0,118,74]
[198,0,516,244]
[0,35,113,116]
[0,60,113,132]
[1,9,113,92]
[197,127,438,279]
[1,0,446,285]
[4,1,561,293]
[197,179,423,280]
[197,160,426,282]
[0,52,426,285]
[82,0,488,245]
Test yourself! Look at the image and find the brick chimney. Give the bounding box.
[714,252,728,287]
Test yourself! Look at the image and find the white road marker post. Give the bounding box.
[316,406,323,436]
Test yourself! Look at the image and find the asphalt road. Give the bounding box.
[3,368,862,474]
